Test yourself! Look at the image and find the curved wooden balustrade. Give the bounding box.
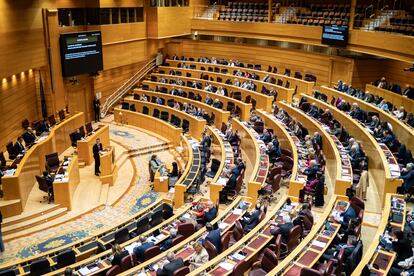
[317,85,414,154]
[121,99,206,140]
[114,108,182,147]
[352,193,406,276]
[166,58,315,95]
[158,63,295,102]
[2,112,85,216]
[118,196,249,275]
[366,84,414,114]
[142,79,252,121]
[188,195,298,275]
[46,204,194,275]
[0,199,166,274]
[278,101,351,196]
[269,194,349,275]
[207,126,235,204]
[130,89,230,129]
[302,94,402,206]
[153,69,274,111]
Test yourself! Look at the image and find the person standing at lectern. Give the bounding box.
[93,138,103,176]
[93,96,101,122]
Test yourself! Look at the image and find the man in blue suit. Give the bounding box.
[400,163,414,193]
[339,204,357,229]
[241,203,262,232]
[133,236,155,262]
[307,103,319,118]
[204,203,217,223]
[204,223,221,252]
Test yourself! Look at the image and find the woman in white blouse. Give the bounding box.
[189,242,209,271]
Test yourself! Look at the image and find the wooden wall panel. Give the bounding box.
[103,40,148,69]
[0,72,40,151]
[97,23,147,44]
[382,60,414,88]
[172,40,352,86]
[351,59,385,89]
[147,7,192,38]
[99,0,144,7]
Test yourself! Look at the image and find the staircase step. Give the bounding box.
[128,143,172,157]
[2,204,60,227]
[3,207,68,237]
[98,184,110,206]
[0,199,22,218]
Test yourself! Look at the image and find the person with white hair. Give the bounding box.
[156,251,184,276]
[269,213,293,243]
[393,106,406,120]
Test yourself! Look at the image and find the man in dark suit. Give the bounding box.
[93,96,101,122]
[303,161,320,182]
[133,236,155,263]
[349,145,361,169]
[270,215,294,244]
[307,104,319,118]
[241,203,261,232]
[160,228,177,251]
[156,252,184,276]
[22,127,36,146]
[322,235,357,261]
[403,85,414,99]
[72,129,83,147]
[203,202,217,223]
[392,230,413,262]
[312,132,322,148]
[14,136,25,156]
[339,204,357,229]
[400,163,414,193]
[261,129,272,144]
[204,223,221,252]
[93,138,103,176]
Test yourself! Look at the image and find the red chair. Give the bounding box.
[120,254,137,271]
[172,235,186,246]
[230,221,244,246]
[204,240,218,260]
[280,225,302,257]
[248,248,278,275]
[173,266,190,276]
[232,260,248,275]
[106,265,121,276]
[144,246,160,261]
[177,222,195,238]
[268,234,282,259]
[262,174,281,201]
[220,231,232,252]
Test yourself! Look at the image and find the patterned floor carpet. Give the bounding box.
[0,122,175,263]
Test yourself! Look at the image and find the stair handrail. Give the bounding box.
[101,57,156,117]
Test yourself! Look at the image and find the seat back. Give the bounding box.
[105,265,121,276]
[271,174,282,193]
[287,225,302,251]
[150,209,164,227]
[160,111,169,121]
[220,231,231,252]
[6,142,15,159]
[114,227,130,244]
[300,267,323,276]
[143,106,149,114]
[153,109,160,118]
[261,248,278,272]
[0,269,16,276]
[258,211,266,224]
[78,126,86,137]
[162,203,174,219]
[177,222,195,238]
[120,254,137,271]
[173,266,190,276]
[35,176,49,193]
[29,259,51,276]
[232,260,248,275]
[233,220,244,241]
[172,234,186,246]
[144,246,161,261]
[0,152,7,167]
[56,249,76,268]
[136,216,150,235]
[204,240,218,260]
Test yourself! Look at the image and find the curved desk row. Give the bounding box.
[352,194,406,276]
[318,85,414,154]
[366,84,414,115]
[189,195,300,275]
[279,101,350,196]
[121,99,206,140]
[130,89,230,130]
[2,112,85,216]
[1,199,167,274]
[119,196,250,275]
[158,64,295,103]
[270,194,349,275]
[165,58,315,95]
[46,204,194,276]
[153,69,274,111]
[142,79,252,121]
[302,94,402,207]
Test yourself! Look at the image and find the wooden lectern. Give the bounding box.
[53,155,80,211]
[77,125,110,165]
[100,146,118,185]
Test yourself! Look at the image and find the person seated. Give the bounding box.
[241,203,261,232]
[216,86,225,96]
[394,106,406,120]
[349,145,361,168]
[403,85,414,99]
[407,113,414,127]
[189,242,209,271]
[23,127,37,146]
[404,213,414,240]
[261,129,272,144]
[212,99,223,109]
[133,236,155,263]
[377,99,390,112]
[375,77,388,89]
[367,115,380,132]
[205,95,213,105]
[42,170,54,189]
[392,230,413,263]
[13,136,25,156]
[156,252,184,276]
[363,92,374,103]
[270,214,294,244]
[312,132,322,148]
[379,130,395,148]
[307,103,319,118]
[72,129,83,146]
[400,163,414,194]
[228,130,241,146]
[335,202,357,230]
[149,154,163,182]
[110,244,129,267]
[346,138,360,153]
[160,228,177,251]
[349,103,364,121]
[203,201,217,224]
[322,235,358,261]
[303,160,320,182]
[38,120,50,134]
[204,222,221,252]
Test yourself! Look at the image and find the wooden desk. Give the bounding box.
[142,80,252,121]
[318,85,414,154]
[77,125,110,166]
[122,99,206,140]
[366,84,414,114]
[52,155,80,211]
[130,89,230,129]
[157,64,295,103]
[165,58,315,95]
[100,146,118,186]
[114,108,182,147]
[302,94,402,206]
[352,194,405,276]
[2,112,85,215]
[154,69,274,111]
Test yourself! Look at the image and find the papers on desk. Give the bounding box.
[148,236,158,243]
[89,266,99,273]
[341,175,352,181]
[79,265,99,276]
[182,213,191,219]
[156,233,167,240]
[124,242,138,254]
[218,222,229,230]
[232,253,246,261]
[232,208,243,215]
[217,177,227,186]
[219,261,235,271]
[3,169,16,176]
[34,136,48,144]
[312,240,327,248]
